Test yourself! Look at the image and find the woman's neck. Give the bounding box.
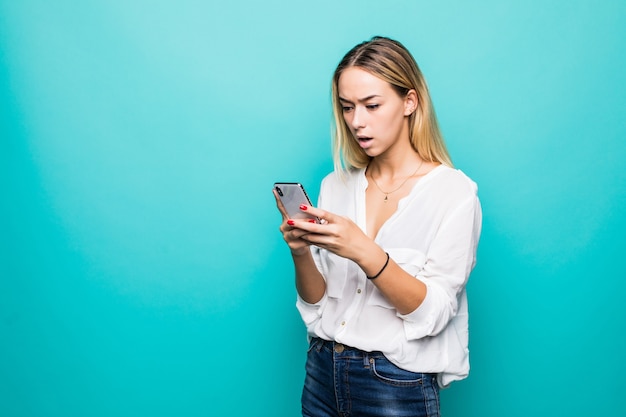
[367,149,423,180]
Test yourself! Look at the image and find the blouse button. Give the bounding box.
[357,289,362,294]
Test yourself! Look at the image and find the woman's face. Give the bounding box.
[338,67,415,158]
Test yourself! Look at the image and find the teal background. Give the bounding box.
[1,1,625,416]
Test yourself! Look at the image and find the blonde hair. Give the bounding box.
[331,36,453,171]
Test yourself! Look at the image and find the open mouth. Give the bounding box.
[356,136,373,148]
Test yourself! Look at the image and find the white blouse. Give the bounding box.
[296,165,482,387]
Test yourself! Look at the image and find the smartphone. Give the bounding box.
[274,182,320,223]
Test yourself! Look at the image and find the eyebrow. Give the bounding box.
[338,95,381,104]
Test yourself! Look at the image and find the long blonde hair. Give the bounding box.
[331,36,453,171]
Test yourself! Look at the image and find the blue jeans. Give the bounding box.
[302,338,440,417]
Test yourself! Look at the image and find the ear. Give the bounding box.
[404,89,418,116]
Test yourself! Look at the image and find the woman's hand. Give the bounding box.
[284,203,378,266]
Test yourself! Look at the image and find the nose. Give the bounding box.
[349,106,366,131]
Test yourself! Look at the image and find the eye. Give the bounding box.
[342,105,354,112]
[366,104,380,110]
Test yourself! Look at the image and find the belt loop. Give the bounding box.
[363,352,370,368]
[315,338,324,352]
[310,337,323,352]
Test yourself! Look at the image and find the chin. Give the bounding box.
[364,149,382,158]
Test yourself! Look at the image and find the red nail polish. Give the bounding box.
[308,219,316,223]
[300,204,307,210]
[287,220,295,226]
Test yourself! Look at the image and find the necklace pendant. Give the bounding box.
[384,195,388,202]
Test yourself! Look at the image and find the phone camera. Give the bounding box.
[275,186,283,197]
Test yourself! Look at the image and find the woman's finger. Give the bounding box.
[273,189,290,220]
[298,204,334,224]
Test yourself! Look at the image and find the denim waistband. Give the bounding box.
[311,337,384,356]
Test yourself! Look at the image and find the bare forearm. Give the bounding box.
[372,261,427,314]
[357,247,427,315]
[292,250,326,304]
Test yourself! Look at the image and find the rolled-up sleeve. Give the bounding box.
[399,194,482,340]
[296,293,327,328]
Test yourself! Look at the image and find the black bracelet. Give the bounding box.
[367,252,390,280]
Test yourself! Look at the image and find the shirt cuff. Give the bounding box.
[397,282,440,340]
[296,293,327,326]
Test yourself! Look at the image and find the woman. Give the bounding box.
[274,36,482,417]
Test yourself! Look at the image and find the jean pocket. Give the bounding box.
[369,356,426,387]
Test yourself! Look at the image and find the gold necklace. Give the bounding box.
[369,160,424,202]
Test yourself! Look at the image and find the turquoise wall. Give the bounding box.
[2,1,625,416]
